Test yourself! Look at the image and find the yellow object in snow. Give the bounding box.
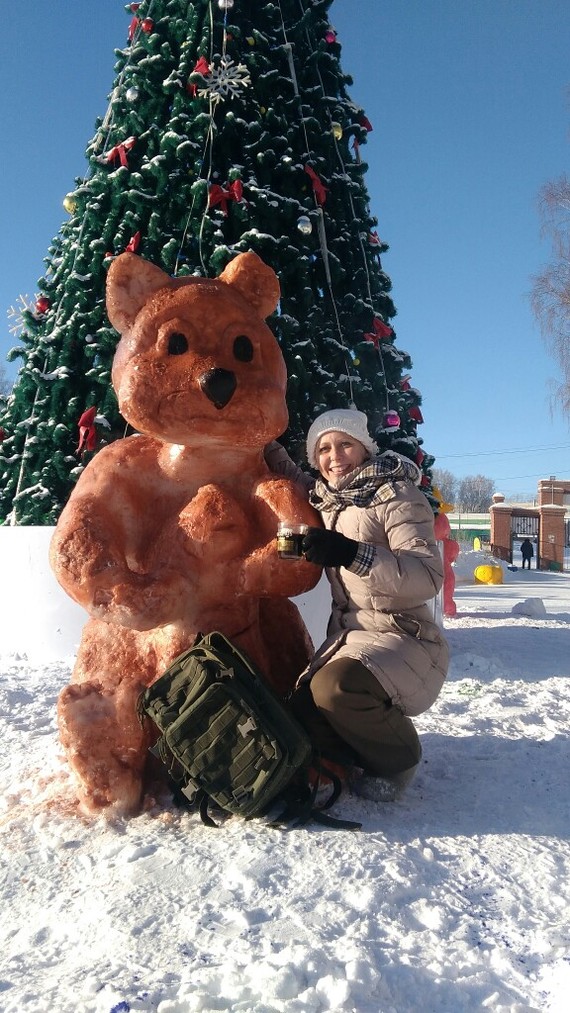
[474,565,503,585]
[473,537,481,550]
[432,485,454,514]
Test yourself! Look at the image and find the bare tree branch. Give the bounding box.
[457,475,496,512]
[431,468,457,506]
[531,173,570,417]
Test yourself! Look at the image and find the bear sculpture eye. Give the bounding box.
[167,332,188,356]
[233,335,254,362]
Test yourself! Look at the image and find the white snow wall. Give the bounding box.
[0,527,331,662]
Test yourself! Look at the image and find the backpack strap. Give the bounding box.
[174,769,362,831]
[310,761,344,810]
[198,790,219,828]
[310,809,363,831]
[262,771,362,831]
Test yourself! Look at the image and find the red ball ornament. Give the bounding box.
[141,17,154,33]
[35,296,51,314]
[383,410,401,432]
[0,427,6,443]
[325,27,337,43]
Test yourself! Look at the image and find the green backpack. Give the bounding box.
[137,631,360,830]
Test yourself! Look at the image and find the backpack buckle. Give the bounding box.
[238,715,257,737]
[181,778,200,803]
[232,786,252,804]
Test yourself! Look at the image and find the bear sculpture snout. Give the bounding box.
[199,368,237,409]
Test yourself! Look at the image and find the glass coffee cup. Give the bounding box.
[276,522,308,559]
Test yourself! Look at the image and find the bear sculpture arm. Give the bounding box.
[238,477,322,597]
[50,460,190,631]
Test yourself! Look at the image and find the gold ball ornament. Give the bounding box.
[331,121,343,140]
[353,357,360,366]
[63,194,77,214]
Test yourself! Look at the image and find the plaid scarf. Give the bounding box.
[309,452,421,514]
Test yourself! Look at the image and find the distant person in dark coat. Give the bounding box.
[520,539,534,570]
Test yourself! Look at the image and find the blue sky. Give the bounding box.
[1,0,569,498]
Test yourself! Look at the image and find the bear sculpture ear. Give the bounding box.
[219,251,280,319]
[106,252,171,334]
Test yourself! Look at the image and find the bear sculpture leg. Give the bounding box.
[57,621,164,814]
[58,677,151,815]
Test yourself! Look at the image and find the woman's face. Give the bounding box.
[316,430,368,485]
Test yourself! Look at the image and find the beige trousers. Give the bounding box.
[291,657,422,777]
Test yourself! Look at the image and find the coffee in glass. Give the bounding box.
[276,522,308,559]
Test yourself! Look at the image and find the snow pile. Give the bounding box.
[511,597,548,618]
[1,532,570,1012]
[452,548,506,585]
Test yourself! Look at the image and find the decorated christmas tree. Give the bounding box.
[0,0,433,525]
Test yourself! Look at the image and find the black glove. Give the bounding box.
[302,527,359,568]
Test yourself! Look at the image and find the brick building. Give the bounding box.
[490,477,570,571]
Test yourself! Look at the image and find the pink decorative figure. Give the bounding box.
[433,512,459,617]
[50,251,321,815]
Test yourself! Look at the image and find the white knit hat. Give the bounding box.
[306,409,378,468]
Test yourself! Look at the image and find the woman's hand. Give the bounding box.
[302,527,359,568]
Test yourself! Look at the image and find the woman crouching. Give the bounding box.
[291,408,449,793]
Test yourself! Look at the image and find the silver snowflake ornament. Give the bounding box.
[198,56,251,106]
[7,294,39,337]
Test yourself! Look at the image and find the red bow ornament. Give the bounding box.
[400,375,412,392]
[77,407,98,454]
[408,406,424,424]
[125,231,141,253]
[128,11,153,41]
[128,11,141,41]
[304,165,328,206]
[208,179,244,216]
[106,136,136,169]
[187,56,211,96]
[359,115,373,132]
[364,317,392,348]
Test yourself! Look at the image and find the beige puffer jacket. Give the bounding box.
[304,479,449,716]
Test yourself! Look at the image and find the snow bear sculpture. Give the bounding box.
[50,251,321,815]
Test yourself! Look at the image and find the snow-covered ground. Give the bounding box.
[1,540,569,1013]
